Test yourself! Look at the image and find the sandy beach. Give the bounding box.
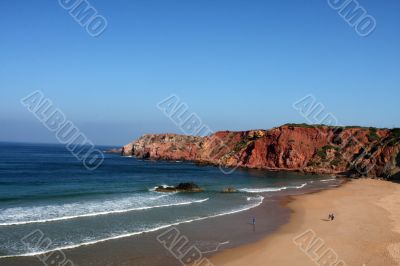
[2,177,399,266]
[211,179,400,266]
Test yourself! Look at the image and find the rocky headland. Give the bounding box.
[121,124,400,179]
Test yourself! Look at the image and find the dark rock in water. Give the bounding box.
[222,187,237,193]
[175,182,203,191]
[155,182,204,193]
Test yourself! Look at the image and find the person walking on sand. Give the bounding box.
[331,213,335,221]
[252,217,256,225]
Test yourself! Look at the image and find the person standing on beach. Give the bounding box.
[252,217,256,225]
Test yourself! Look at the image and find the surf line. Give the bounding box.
[0,198,209,226]
[239,183,307,193]
[0,197,264,259]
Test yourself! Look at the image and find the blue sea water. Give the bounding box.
[0,142,340,257]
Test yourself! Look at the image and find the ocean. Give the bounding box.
[0,142,341,261]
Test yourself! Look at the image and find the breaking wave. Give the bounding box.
[0,197,208,226]
[239,183,307,193]
[0,196,263,258]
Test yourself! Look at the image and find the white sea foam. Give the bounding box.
[296,183,307,189]
[0,196,264,258]
[0,197,208,226]
[148,194,170,200]
[320,178,336,182]
[149,185,175,192]
[239,183,307,193]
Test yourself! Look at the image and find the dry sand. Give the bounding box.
[211,179,400,266]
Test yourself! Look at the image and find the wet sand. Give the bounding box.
[211,178,400,266]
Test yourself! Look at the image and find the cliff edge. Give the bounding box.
[122,124,400,178]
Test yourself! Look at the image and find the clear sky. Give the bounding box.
[1,0,399,146]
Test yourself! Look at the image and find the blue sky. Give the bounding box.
[0,0,399,145]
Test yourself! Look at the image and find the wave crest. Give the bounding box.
[239,183,307,193]
[0,196,263,258]
[0,198,209,226]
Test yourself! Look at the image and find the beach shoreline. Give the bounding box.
[0,189,291,266]
[211,178,400,266]
[5,176,397,266]
[0,173,345,266]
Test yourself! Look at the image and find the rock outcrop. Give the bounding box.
[155,183,204,193]
[122,124,400,179]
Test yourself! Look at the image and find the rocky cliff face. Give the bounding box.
[122,125,400,178]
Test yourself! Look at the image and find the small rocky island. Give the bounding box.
[155,182,204,193]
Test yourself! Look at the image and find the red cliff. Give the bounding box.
[122,124,400,178]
